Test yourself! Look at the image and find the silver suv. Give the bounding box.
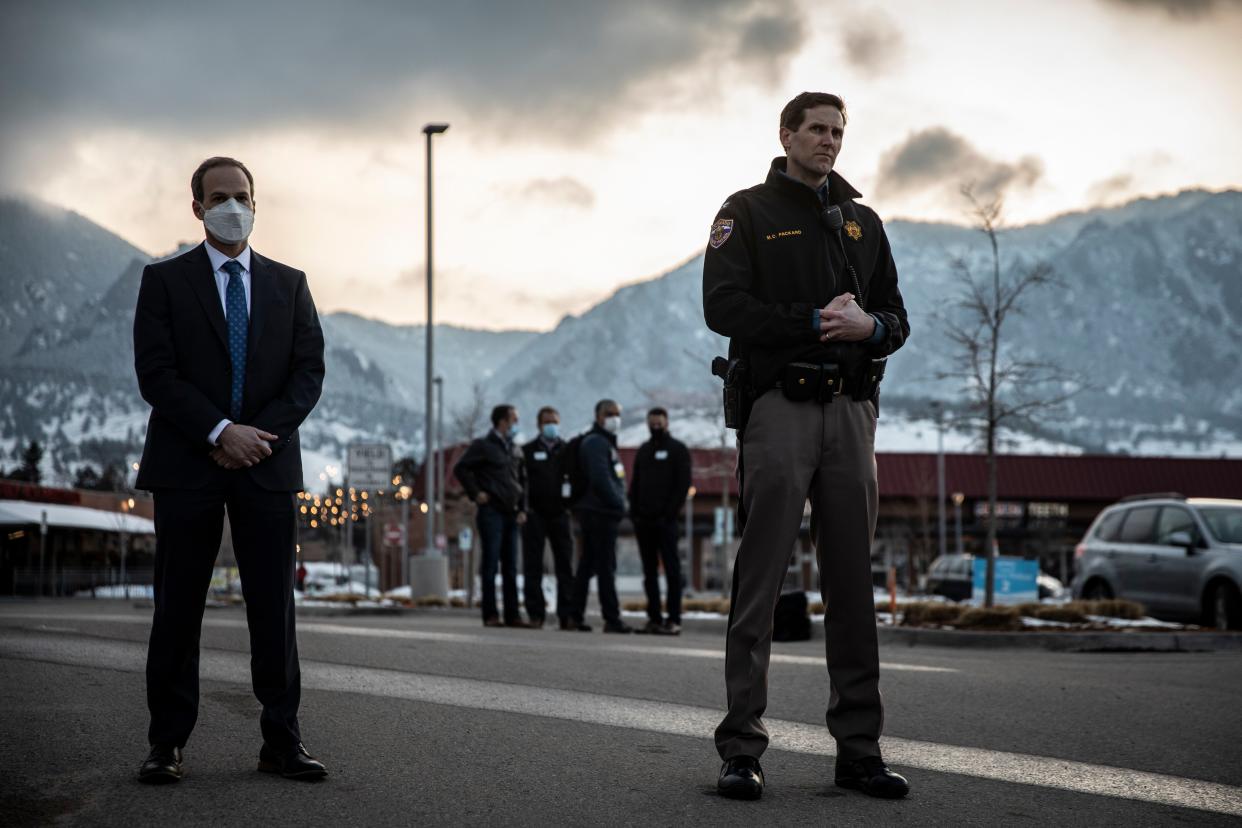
[1071,495,1242,629]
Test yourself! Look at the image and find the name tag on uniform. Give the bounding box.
[561,481,572,498]
[655,450,669,460]
[614,462,626,479]
[533,451,548,461]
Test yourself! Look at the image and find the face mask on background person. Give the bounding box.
[649,426,666,439]
[203,198,254,244]
[541,423,560,440]
[603,415,621,434]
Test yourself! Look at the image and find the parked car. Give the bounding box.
[1070,494,1242,629]
[926,554,973,601]
[926,554,1066,602]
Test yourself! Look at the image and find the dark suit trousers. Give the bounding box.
[146,468,301,749]
[635,518,682,624]
[521,509,575,621]
[570,510,621,626]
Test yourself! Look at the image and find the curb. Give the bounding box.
[875,625,1242,652]
[228,602,1242,652]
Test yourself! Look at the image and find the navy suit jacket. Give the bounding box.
[133,242,325,491]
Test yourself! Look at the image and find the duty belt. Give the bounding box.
[773,358,887,404]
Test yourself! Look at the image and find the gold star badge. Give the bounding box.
[844,220,863,241]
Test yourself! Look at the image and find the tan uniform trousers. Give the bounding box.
[715,390,882,762]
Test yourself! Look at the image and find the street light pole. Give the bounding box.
[952,492,965,556]
[422,122,449,559]
[120,497,133,600]
[434,374,445,545]
[932,402,947,560]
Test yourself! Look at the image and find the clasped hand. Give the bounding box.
[818,293,875,343]
[211,424,278,469]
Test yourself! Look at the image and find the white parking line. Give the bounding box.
[2,631,1238,817]
[0,611,957,674]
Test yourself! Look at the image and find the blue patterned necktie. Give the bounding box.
[222,260,248,420]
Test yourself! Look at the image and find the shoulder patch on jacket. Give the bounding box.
[709,218,734,249]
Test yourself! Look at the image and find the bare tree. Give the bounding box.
[939,186,1082,607]
[449,381,489,445]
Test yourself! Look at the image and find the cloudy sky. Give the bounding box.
[3,0,1240,330]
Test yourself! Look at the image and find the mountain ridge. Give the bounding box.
[1,190,1238,485]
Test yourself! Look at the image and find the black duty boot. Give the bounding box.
[835,755,910,799]
[138,744,183,784]
[602,622,634,634]
[718,755,764,800]
[257,742,328,781]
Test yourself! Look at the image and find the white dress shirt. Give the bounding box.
[203,242,253,445]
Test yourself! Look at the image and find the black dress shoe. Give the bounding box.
[257,742,328,780]
[718,756,764,800]
[835,755,909,799]
[558,618,575,631]
[603,622,634,634]
[138,744,183,784]
[573,621,593,632]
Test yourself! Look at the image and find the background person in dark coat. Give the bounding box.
[453,404,528,628]
[628,407,692,635]
[521,406,576,629]
[133,157,326,783]
[568,399,633,634]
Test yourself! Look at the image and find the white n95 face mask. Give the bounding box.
[203,198,254,244]
[604,416,621,434]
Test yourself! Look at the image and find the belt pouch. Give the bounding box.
[851,356,888,401]
[781,362,820,402]
[818,363,842,403]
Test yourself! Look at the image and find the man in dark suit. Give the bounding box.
[133,157,326,783]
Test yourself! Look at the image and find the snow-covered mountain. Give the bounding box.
[1,190,1238,487]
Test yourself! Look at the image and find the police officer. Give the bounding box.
[628,407,692,635]
[452,404,529,628]
[568,399,634,634]
[703,92,911,801]
[521,406,576,630]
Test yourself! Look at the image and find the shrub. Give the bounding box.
[1030,605,1089,624]
[683,598,731,614]
[449,596,467,608]
[953,606,1021,630]
[622,600,648,613]
[413,595,448,608]
[1066,599,1145,620]
[900,602,962,627]
[810,601,825,614]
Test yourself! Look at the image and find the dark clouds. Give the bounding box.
[841,13,904,72]
[0,0,806,188]
[1101,0,1242,19]
[1086,173,1135,204]
[875,127,1043,204]
[509,177,595,209]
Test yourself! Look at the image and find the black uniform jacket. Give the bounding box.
[522,435,568,515]
[702,157,910,394]
[629,433,692,523]
[454,431,526,514]
[133,243,325,492]
[576,425,627,519]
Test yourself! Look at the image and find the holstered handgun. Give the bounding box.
[711,356,752,432]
